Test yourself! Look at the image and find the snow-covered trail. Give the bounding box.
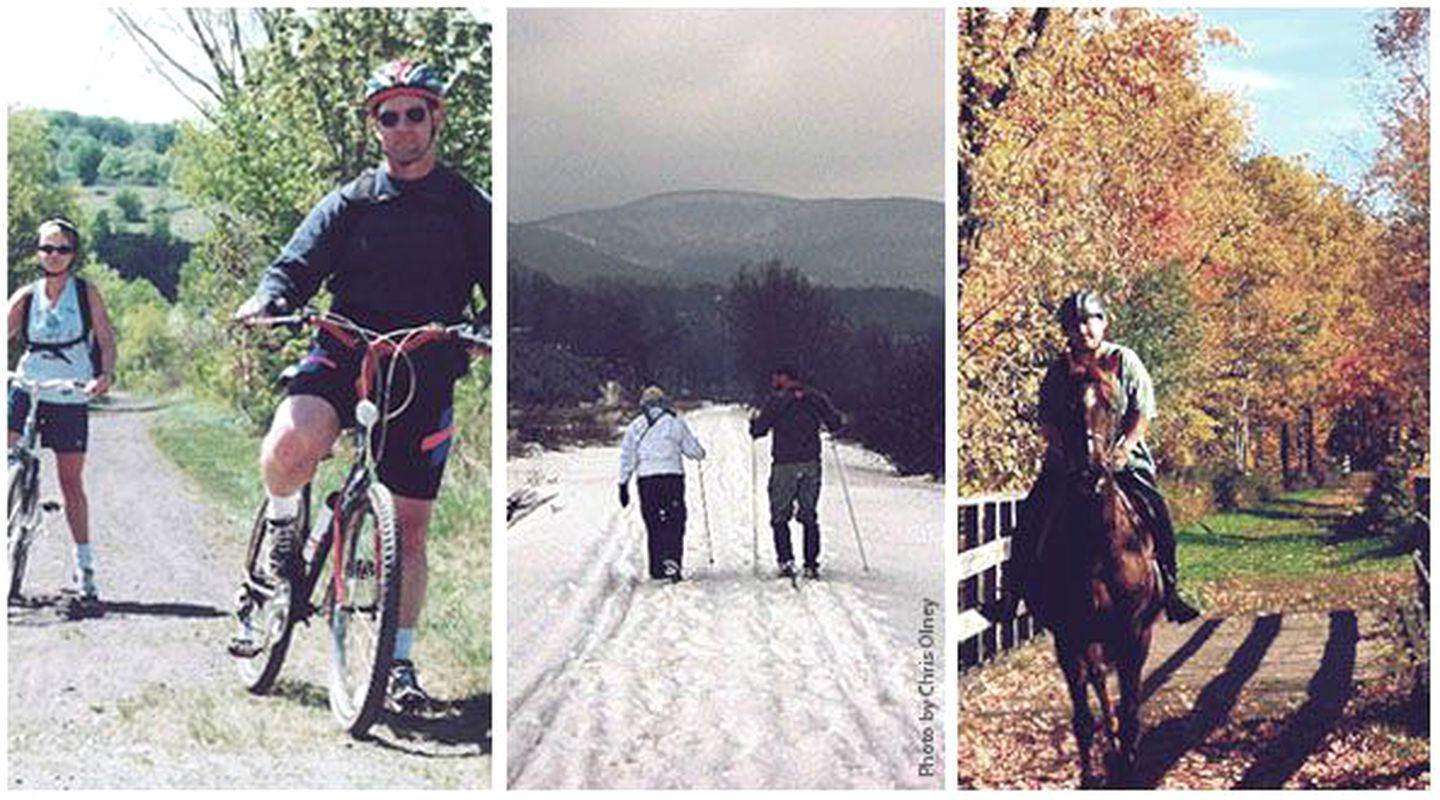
[507,406,944,789]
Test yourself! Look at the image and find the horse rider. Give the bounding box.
[989,290,1200,624]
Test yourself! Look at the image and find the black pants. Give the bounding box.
[1007,468,1179,597]
[638,474,687,578]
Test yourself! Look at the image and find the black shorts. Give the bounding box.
[7,388,88,454]
[285,332,468,500]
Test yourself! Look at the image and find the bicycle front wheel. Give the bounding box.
[8,457,39,600]
[326,481,401,736]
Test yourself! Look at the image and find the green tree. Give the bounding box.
[8,108,80,290]
[74,138,105,186]
[136,8,491,414]
[114,188,145,223]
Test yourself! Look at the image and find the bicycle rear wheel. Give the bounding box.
[234,487,311,693]
[326,481,401,736]
[8,457,39,601]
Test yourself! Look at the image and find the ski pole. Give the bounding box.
[829,437,870,572]
[697,459,715,567]
[750,437,760,576]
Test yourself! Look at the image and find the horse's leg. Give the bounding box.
[1114,632,1150,785]
[1057,639,1097,788]
[1087,650,1117,744]
[1086,648,1120,783]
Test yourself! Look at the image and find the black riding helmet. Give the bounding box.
[1059,290,1106,329]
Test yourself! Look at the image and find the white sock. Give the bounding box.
[266,491,300,521]
[394,628,416,661]
[74,543,94,571]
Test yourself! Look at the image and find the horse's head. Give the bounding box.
[1059,350,1122,496]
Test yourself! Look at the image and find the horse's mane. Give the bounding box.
[1066,349,1121,414]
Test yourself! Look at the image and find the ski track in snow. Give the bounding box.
[507,406,942,789]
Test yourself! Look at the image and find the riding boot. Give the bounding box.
[1158,558,1200,623]
[1148,492,1200,624]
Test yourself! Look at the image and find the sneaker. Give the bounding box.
[70,567,99,602]
[803,564,820,580]
[227,586,264,657]
[228,607,261,658]
[387,659,431,712]
[662,559,683,583]
[266,517,301,578]
[778,561,797,579]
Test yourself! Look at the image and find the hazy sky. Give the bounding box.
[508,8,945,222]
[4,7,492,124]
[1189,8,1392,191]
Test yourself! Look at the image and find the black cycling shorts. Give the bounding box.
[7,388,88,454]
[285,331,468,500]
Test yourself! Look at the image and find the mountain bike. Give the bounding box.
[7,375,89,601]
[229,308,489,736]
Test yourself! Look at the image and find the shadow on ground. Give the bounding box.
[271,678,491,756]
[8,593,227,626]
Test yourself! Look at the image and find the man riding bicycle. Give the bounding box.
[229,58,491,711]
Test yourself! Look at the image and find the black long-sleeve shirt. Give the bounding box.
[256,164,491,331]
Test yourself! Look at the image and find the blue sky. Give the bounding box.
[1181,8,1393,191]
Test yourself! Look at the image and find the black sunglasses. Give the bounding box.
[37,245,75,255]
[377,106,429,128]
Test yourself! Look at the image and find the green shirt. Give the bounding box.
[1037,341,1157,475]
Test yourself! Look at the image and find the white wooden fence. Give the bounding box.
[958,491,1040,671]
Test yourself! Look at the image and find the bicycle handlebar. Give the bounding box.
[248,308,490,350]
[6,374,89,396]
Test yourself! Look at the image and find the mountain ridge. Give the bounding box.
[512,189,942,295]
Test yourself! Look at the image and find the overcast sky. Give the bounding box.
[508,8,944,222]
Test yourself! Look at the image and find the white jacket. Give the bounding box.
[618,408,706,482]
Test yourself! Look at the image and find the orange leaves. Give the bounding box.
[957,8,1420,492]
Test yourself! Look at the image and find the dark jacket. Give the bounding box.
[749,386,842,464]
[256,164,491,331]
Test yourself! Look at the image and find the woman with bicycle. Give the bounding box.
[7,218,118,602]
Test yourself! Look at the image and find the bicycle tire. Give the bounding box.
[326,481,401,736]
[8,457,38,600]
[234,486,311,693]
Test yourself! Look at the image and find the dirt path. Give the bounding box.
[8,406,490,789]
[958,597,1428,789]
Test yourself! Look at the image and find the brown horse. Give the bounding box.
[1028,351,1163,787]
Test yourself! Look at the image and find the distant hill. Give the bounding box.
[508,223,667,286]
[513,190,943,295]
[831,286,943,336]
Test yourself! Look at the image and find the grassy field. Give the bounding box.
[149,392,492,697]
[80,183,210,241]
[1178,480,1409,584]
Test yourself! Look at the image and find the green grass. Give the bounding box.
[149,393,491,696]
[1178,486,1409,583]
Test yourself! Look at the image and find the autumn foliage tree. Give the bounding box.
[958,8,1425,499]
[1348,8,1430,457]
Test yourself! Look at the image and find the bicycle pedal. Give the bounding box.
[40,501,61,513]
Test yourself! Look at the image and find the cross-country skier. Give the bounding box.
[618,385,706,582]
